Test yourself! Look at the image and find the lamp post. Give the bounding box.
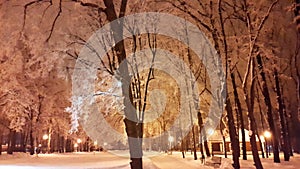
[103,142,108,152]
[93,141,97,155]
[74,143,78,152]
[42,134,49,153]
[77,139,82,152]
[168,136,174,155]
[264,131,272,157]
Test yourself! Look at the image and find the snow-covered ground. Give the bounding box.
[0,152,132,169]
[0,151,299,169]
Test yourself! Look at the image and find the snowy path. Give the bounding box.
[0,151,299,169]
[0,152,131,169]
[238,154,300,169]
[149,152,211,169]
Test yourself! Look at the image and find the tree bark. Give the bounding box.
[231,72,247,160]
[103,1,143,168]
[7,130,16,155]
[197,114,205,160]
[47,129,52,153]
[191,126,198,160]
[0,129,2,155]
[295,0,300,32]
[66,138,72,152]
[246,60,263,169]
[257,133,265,158]
[220,126,227,158]
[20,132,26,153]
[282,97,293,156]
[256,54,280,163]
[29,126,34,155]
[292,0,300,153]
[225,98,240,169]
[181,139,186,158]
[274,68,290,161]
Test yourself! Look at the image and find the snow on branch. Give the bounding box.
[93,91,121,97]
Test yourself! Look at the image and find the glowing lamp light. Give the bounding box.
[77,139,82,144]
[43,134,48,140]
[168,136,174,143]
[93,141,98,146]
[207,128,215,136]
[264,131,271,138]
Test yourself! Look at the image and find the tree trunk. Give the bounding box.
[181,139,186,158]
[295,0,300,32]
[0,129,2,155]
[293,1,300,153]
[191,126,198,160]
[220,119,228,158]
[60,136,65,153]
[11,130,16,154]
[29,127,34,155]
[274,68,290,161]
[231,72,247,160]
[256,54,280,163]
[246,64,263,169]
[256,87,266,159]
[47,130,52,153]
[197,112,205,160]
[24,130,29,153]
[66,138,72,152]
[257,134,265,158]
[20,132,26,153]
[226,98,240,169]
[248,130,263,169]
[282,97,293,156]
[103,0,143,168]
[204,140,210,157]
[220,128,227,158]
[7,130,16,155]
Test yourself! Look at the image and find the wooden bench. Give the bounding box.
[205,156,222,168]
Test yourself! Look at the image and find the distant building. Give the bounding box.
[207,129,265,154]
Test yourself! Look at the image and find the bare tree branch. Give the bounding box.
[23,0,49,31]
[242,0,278,89]
[46,0,62,42]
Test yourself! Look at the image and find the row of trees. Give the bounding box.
[161,1,300,169]
[0,40,67,155]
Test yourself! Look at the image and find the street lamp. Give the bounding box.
[94,141,98,146]
[74,143,78,152]
[264,131,271,138]
[168,136,174,155]
[102,142,108,152]
[207,128,215,136]
[43,134,49,140]
[42,134,49,153]
[93,141,98,154]
[77,139,82,152]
